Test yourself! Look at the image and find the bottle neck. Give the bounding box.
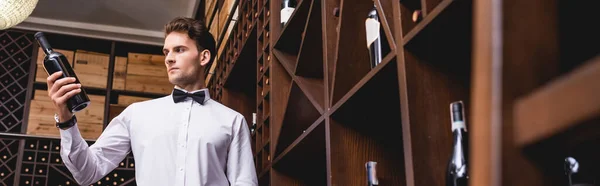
[282,0,294,8]
[450,122,468,178]
[42,48,53,55]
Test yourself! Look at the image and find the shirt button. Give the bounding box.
[179,168,183,171]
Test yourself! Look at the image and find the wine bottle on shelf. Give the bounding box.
[366,161,379,186]
[280,0,297,28]
[565,157,595,186]
[251,113,257,134]
[446,101,469,186]
[365,5,382,68]
[35,32,91,113]
[412,10,422,22]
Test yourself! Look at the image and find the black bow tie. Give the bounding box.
[172,89,206,104]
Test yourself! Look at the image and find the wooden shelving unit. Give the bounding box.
[2,0,594,184]
[471,0,600,185]
[208,0,475,185]
[1,29,159,185]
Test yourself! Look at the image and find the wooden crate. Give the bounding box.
[126,53,166,77]
[127,52,165,65]
[113,56,127,90]
[118,95,152,106]
[108,95,152,122]
[72,50,110,88]
[108,104,126,123]
[35,47,75,83]
[125,75,173,94]
[125,53,172,94]
[27,90,106,139]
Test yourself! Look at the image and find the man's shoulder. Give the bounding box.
[206,99,243,118]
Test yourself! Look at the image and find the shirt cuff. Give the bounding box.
[59,124,84,145]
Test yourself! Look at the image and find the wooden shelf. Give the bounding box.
[295,0,323,79]
[273,0,312,74]
[514,55,600,147]
[205,0,480,185]
[272,49,296,76]
[398,0,422,36]
[274,0,312,51]
[274,80,321,157]
[258,169,270,186]
[470,0,600,185]
[224,26,258,93]
[331,52,396,112]
[272,119,326,185]
[403,0,472,61]
[294,76,324,114]
[331,0,394,106]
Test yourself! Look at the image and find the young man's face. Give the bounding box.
[162,31,210,87]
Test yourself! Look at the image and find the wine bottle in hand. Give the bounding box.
[35,32,90,113]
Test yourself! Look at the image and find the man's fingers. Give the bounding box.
[46,71,63,90]
[50,77,77,95]
[55,83,81,98]
[56,88,82,105]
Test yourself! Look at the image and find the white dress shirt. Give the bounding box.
[59,88,258,186]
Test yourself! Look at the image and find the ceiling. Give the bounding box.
[13,0,202,46]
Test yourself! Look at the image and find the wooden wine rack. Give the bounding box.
[0,0,594,184]
[0,31,33,134]
[208,0,473,185]
[0,28,165,185]
[471,0,600,185]
[18,137,136,186]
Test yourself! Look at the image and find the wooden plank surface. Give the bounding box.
[73,50,110,88]
[514,55,600,146]
[470,0,502,184]
[127,53,165,65]
[113,56,127,90]
[118,95,152,106]
[125,75,173,95]
[27,90,105,139]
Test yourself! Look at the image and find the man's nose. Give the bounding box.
[165,53,175,64]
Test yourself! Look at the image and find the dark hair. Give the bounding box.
[164,17,216,74]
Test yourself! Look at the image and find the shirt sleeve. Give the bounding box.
[59,105,133,186]
[226,114,258,186]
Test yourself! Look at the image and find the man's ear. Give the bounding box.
[200,49,211,66]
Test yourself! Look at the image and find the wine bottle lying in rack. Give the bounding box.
[281,0,297,27]
[446,101,469,186]
[412,10,422,22]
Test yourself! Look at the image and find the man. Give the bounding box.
[46,17,258,185]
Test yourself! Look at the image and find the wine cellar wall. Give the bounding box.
[0,29,164,185]
[207,0,475,185]
[1,0,597,185]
